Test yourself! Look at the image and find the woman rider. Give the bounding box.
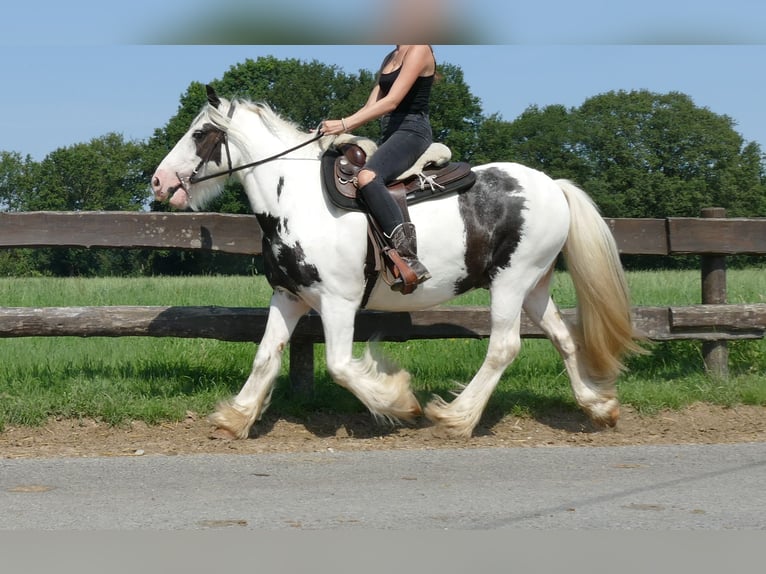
[321,45,436,291]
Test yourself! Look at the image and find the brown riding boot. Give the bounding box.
[387,222,431,292]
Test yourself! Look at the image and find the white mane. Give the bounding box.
[205,99,309,144]
[205,98,336,153]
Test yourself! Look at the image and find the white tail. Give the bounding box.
[557,179,645,383]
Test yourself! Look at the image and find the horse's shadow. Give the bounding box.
[250,411,420,440]
[249,390,604,440]
[482,391,608,434]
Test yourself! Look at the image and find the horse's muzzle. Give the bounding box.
[151,169,189,208]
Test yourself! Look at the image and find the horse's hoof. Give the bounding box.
[586,401,620,428]
[209,427,237,440]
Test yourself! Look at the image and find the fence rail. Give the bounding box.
[2,209,766,385]
[2,304,765,342]
[3,210,765,255]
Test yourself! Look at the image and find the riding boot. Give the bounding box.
[386,222,431,292]
[358,180,431,292]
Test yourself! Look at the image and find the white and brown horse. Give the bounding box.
[151,86,641,439]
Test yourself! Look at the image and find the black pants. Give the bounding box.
[359,112,432,236]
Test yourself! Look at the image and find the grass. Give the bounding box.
[1,270,765,430]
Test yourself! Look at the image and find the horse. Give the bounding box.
[151,86,642,440]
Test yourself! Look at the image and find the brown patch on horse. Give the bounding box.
[192,123,225,167]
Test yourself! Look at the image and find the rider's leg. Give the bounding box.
[358,168,431,289]
[357,168,402,236]
[358,124,432,290]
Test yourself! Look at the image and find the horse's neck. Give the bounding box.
[232,120,318,216]
[240,155,322,221]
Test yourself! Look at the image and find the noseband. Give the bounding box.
[178,101,324,192]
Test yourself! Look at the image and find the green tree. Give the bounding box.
[571,90,766,218]
[144,59,376,216]
[474,106,587,179]
[489,90,766,219]
[215,56,368,132]
[429,63,484,162]
[0,153,42,274]
[23,133,146,212]
[7,135,148,276]
[0,151,39,212]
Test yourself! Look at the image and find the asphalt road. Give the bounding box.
[1,442,764,530]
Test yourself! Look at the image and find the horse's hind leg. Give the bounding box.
[424,275,524,438]
[209,289,310,439]
[522,269,620,427]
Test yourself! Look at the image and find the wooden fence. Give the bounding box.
[2,208,766,389]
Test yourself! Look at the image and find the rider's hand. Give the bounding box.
[321,119,349,135]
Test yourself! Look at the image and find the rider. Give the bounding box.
[322,45,436,291]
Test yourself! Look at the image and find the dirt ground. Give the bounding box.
[1,403,765,459]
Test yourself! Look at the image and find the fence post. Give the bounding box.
[289,337,315,395]
[700,207,729,378]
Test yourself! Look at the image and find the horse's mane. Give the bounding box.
[206,98,307,144]
[247,101,307,139]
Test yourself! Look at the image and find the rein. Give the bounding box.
[186,102,324,186]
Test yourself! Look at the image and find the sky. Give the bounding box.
[2,0,766,162]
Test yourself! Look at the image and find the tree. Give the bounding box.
[5,135,148,276]
[429,63,484,162]
[0,152,42,274]
[576,90,765,217]
[22,133,146,212]
[474,106,586,179]
[215,56,369,132]
[0,151,39,212]
[488,90,766,219]
[717,141,766,216]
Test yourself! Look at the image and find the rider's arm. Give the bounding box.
[322,45,433,135]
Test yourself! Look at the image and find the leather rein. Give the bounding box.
[181,101,324,188]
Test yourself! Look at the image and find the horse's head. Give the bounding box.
[151,85,236,210]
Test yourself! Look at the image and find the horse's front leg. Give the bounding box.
[209,289,310,439]
[321,298,421,423]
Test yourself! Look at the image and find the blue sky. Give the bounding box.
[2,1,765,161]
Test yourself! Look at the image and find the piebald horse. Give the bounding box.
[151,87,641,439]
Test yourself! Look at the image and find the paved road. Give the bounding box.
[1,442,764,530]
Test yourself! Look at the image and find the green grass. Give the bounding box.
[1,271,764,430]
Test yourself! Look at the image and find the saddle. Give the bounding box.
[320,135,477,304]
[321,136,476,213]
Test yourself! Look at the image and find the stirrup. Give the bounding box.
[388,253,431,294]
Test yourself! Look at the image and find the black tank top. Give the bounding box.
[378,68,434,116]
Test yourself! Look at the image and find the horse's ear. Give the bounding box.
[206,85,221,109]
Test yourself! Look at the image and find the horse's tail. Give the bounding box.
[557,179,644,382]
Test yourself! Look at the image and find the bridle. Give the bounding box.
[177,100,325,191]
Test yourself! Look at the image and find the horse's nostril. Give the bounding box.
[152,176,160,189]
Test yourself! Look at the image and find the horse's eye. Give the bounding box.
[192,130,205,142]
